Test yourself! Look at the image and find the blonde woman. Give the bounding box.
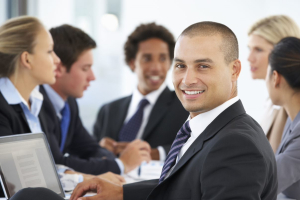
[0,16,124,197]
[0,16,59,136]
[248,15,300,152]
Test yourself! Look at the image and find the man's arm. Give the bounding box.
[70,178,158,200]
[201,133,277,200]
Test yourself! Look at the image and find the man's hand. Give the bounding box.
[97,172,126,186]
[119,139,151,173]
[64,170,94,181]
[99,137,117,153]
[150,148,160,160]
[114,142,129,155]
[70,177,123,200]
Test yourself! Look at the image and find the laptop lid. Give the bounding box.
[0,133,65,199]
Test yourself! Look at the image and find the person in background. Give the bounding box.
[0,16,124,198]
[93,23,189,161]
[266,36,300,199]
[0,15,60,197]
[41,24,150,177]
[248,15,300,152]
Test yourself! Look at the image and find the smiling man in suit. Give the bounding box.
[93,23,189,160]
[70,21,277,200]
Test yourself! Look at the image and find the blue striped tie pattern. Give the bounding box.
[159,121,191,184]
[119,98,149,141]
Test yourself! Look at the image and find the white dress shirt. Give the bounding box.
[124,82,167,161]
[166,96,240,178]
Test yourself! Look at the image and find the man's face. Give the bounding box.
[130,38,171,95]
[173,35,239,118]
[59,49,95,98]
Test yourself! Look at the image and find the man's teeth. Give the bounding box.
[150,76,160,81]
[184,90,204,95]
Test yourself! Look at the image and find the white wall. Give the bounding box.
[30,0,300,133]
[0,0,7,25]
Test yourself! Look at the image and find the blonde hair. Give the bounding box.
[248,15,300,45]
[0,16,44,77]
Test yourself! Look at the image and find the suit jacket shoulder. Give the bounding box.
[276,116,300,198]
[39,86,120,175]
[125,100,277,200]
[0,92,32,136]
[93,95,131,142]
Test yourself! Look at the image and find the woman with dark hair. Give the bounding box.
[248,15,300,152]
[266,36,300,199]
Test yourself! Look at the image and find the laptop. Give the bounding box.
[0,133,69,199]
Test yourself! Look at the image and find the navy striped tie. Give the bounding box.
[159,121,191,184]
[119,98,149,141]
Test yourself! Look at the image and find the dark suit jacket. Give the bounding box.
[123,100,278,200]
[93,87,189,153]
[0,92,49,197]
[39,86,120,175]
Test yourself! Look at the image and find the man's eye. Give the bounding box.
[199,65,209,69]
[142,57,151,62]
[175,64,185,68]
[82,67,89,71]
[159,56,167,62]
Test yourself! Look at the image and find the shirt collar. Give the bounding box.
[43,84,65,118]
[0,77,43,108]
[290,111,300,131]
[131,82,167,106]
[188,96,240,139]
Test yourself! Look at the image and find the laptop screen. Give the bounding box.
[0,133,65,198]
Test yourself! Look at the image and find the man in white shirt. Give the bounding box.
[93,23,188,161]
[71,21,277,200]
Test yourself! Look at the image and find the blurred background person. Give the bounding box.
[266,36,300,199]
[93,23,188,161]
[247,15,300,152]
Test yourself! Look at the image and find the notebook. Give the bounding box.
[0,133,69,199]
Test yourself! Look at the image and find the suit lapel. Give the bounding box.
[166,100,246,180]
[39,86,61,141]
[112,96,132,140]
[11,104,31,131]
[142,87,173,140]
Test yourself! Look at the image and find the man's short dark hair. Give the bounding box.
[124,22,175,65]
[181,21,239,64]
[49,24,96,71]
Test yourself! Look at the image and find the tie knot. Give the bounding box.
[138,98,149,109]
[180,120,191,136]
[61,102,70,116]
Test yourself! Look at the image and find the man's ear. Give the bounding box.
[128,60,135,72]
[231,59,241,82]
[20,51,32,70]
[55,62,67,78]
